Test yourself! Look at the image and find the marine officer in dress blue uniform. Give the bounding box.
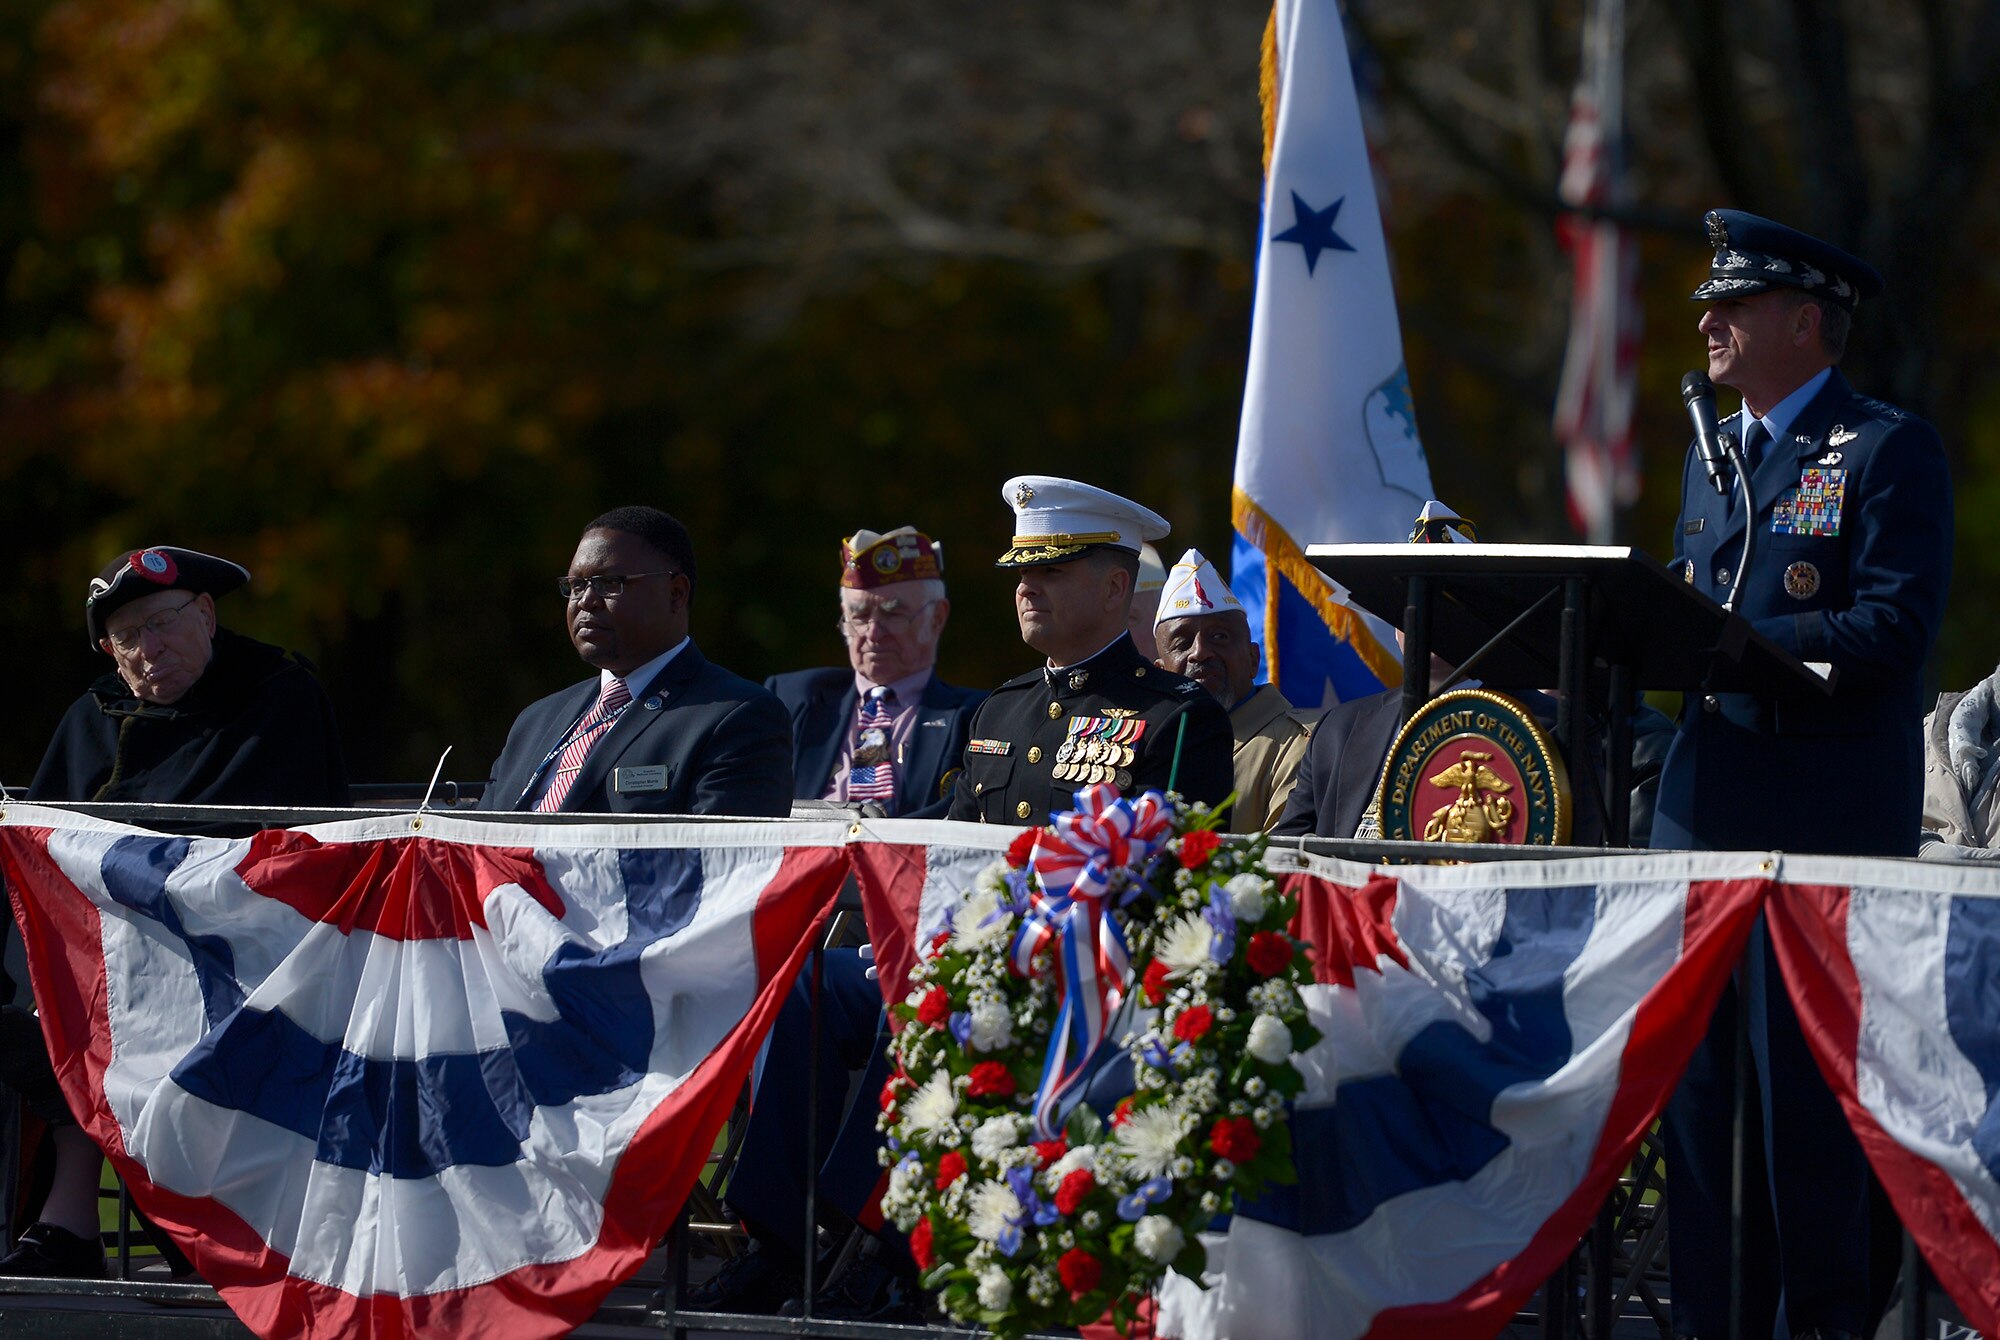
[1653,211,1954,1340]
[948,476,1233,823]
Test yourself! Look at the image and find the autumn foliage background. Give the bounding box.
[4,0,1997,788]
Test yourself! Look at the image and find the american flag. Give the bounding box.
[1553,0,1643,544]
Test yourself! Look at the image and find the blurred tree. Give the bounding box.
[3,0,1996,789]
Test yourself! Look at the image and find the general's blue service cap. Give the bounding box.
[1690,209,1882,311]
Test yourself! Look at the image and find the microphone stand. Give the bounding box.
[1720,430,1755,614]
[1703,430,1758,711]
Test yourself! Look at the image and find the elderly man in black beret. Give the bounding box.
[3,545,348,1279]
[29,546,349,805]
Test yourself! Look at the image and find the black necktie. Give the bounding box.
[1741,419,1769,475]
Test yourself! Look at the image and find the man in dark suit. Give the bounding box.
[1654,211,1953,1340]
[1271,688,1403,840]
[765,526,983,818]
[479,506,792,817]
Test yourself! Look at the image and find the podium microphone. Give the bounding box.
[1681,371,1732,496]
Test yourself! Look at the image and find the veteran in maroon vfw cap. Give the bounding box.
[839,526,944,590]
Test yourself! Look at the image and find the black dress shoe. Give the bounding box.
[784,1249,926,1323]
[673,1246,801,1315]
[0,1222,108,1280]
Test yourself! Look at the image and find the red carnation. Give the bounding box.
[1142,959,1172,1005]
[1178,830,1222,869]
[929,928,953,954]
[1111,1096,1136,1127]
[1210,1115,1262,1163]
[1058,1247,1103,1297]
[967,1061,1017,1098]
[879,1076,905,1112]
[1173,1003,1214,1043]
[1032,1137,1068,1169]
[1006,828,1040,868]
[1247,931,1293,978]
[916,986,952,1028]
[1054,1169,1096,1216]
[910,1217,936,1272]
[935,1150,968,1190]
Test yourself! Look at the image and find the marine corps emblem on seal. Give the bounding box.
[1376,689,1572,846]
[1783,561,1821,599]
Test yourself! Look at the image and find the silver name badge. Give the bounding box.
[615,765,670,794]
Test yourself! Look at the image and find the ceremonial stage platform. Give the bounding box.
[0,797,1978,1340]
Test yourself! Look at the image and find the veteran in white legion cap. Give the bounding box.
[1151,548,1313,833]
[946,477,1232,827]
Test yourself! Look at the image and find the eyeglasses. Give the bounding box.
[837,599,938,634]
[558,570,679,601]
[105,596,199,652]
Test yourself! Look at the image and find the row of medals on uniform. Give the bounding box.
[1052,711,1145,789]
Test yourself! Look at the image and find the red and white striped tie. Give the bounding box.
[534,678,632,812]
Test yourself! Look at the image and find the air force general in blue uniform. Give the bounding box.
[1653,212,1953,1340]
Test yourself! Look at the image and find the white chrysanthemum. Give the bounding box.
[902,1070,958,1146]
[1135,1214,1186,1264]
[954,886,1014,953]
[967,1179,1023,1243]
[1114,1105,1192,1181]
[1156,913,1215,977]
[1048,1144,1097,1179]
[977,1266,1013,1310]
[973,1115,1023,1163]
[1224,873,1268,922]
[888,1157,924,1202]
[968,998,1014,1052]
[1247,1013,1293,1064]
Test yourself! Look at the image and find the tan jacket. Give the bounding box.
[1227,684,1314,833]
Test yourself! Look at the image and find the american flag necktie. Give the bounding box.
[533,677,632,812]
[846,686,897,810]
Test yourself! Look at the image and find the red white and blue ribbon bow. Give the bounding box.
[1010,783,1175,1138]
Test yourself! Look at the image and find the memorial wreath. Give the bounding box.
[877,783,1321,1335]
